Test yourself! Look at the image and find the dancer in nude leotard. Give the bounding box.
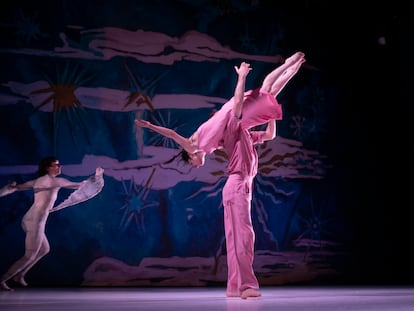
[0,156,103,291]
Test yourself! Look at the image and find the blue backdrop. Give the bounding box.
[0,1,406,287]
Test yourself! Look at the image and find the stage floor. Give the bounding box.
[1,286,414,311]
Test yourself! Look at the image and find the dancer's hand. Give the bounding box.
[135,119,152,128]
[7,181,17,189]
[0,181,17,198]
[95,167,104,176]
[234,62,252,78]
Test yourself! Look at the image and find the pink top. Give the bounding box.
[223,114,264,177]
[193,88,282,154]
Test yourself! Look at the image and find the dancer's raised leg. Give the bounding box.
[269,55,305,96]
[260,51,305,96]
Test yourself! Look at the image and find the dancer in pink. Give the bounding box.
[0,156,104,291]
[135,51,305,168]
[135,51,306,298]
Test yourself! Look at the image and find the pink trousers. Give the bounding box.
[222,174,259,295]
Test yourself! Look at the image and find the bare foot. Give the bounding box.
[285,51,305,66]
[226,291,240,298]
[241,288,261,299]
[1,281,14,291]
[13,276,28,287]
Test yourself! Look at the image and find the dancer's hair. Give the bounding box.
[163,149,190,165]
[37,156,58,177]
[180,149,190,163]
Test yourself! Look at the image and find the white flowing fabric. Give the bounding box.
[50,173,104,213]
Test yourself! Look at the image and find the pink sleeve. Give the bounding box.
[250,131,265,145]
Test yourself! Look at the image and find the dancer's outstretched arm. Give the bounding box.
[233,61,252,119]
[0,180,36,197]
[50,167,104,213]
[14,180,35,191]
[135,119,196,154]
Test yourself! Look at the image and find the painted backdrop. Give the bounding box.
[0,1,403,287]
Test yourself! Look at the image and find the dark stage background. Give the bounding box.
[0,1,411,287]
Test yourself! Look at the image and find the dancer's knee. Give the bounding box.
[22,252,38,262]
[24,246,48,261]
[39,246,50,257]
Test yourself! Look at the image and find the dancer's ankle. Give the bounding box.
[1,281,14,291]
[13,276,28,287]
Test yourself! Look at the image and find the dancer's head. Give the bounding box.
[180,149,205,168]
[180,149,190,163]
[164,149,205,168]
[38,156,61,177]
